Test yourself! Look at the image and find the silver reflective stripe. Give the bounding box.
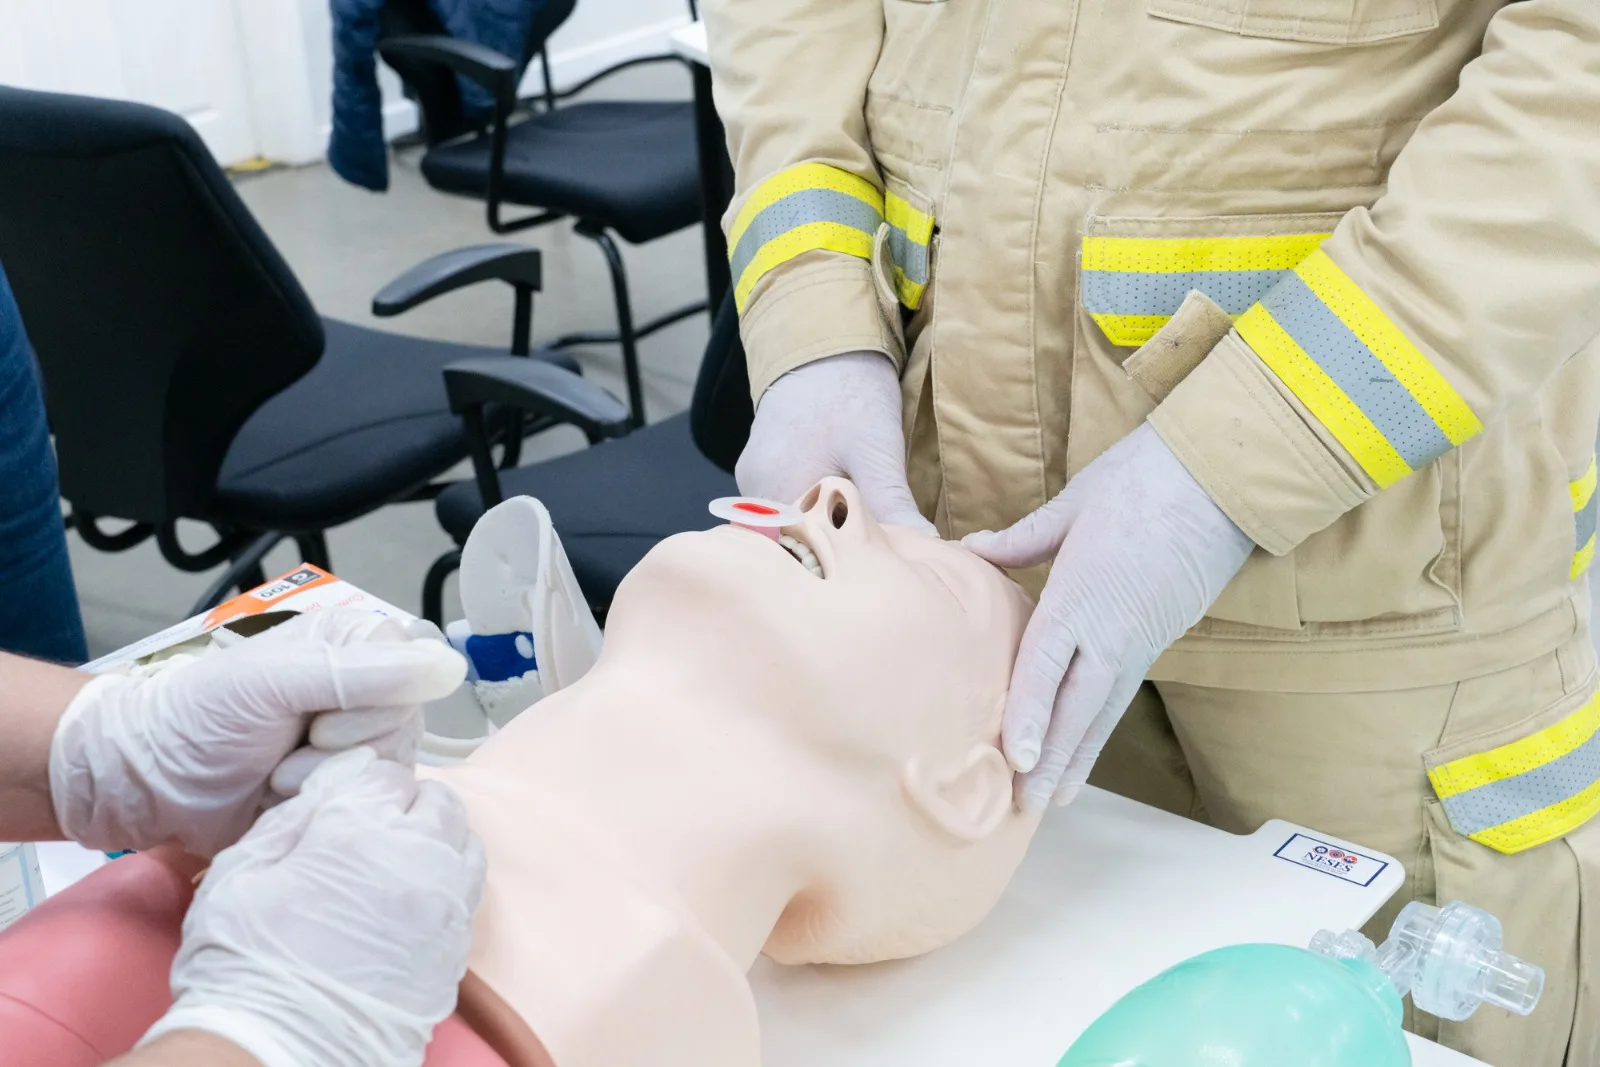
[1260,274,1455,469]
[1438,730,1600,836]
[728,189,883,289]
[1578,495,1598,550]
[1081,269,1286,317]
[888,225,928,286]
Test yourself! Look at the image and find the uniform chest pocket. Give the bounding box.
[1147,0,1438,45]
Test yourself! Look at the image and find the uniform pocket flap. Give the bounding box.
[1081,214,1342,349]
[1427,684,1600,855]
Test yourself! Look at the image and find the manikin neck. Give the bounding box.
[467,663,819,970]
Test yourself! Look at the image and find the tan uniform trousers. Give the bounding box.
[1088,632,1600,1067]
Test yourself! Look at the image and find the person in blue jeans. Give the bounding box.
[0,259,87,663]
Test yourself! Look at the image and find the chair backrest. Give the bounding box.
[380,0,579,146]
[0,87,324,523]
[689,295,753,474]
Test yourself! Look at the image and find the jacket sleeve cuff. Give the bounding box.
[740,252,903,402]
[1147,332,1373,555]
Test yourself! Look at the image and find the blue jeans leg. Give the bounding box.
[0,262,87,664]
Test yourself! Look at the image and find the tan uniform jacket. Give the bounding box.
[705,0,1600,686]
[703,0,1600,857]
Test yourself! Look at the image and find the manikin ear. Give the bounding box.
[903,743,1014,844]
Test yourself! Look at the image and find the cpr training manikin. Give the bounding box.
[0,477,1044,1067]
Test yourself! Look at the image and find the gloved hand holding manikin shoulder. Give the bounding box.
[429,477,1040,1067]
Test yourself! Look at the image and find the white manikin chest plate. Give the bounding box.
[751,786,1485,1067]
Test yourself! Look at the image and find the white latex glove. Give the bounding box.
[141,747,485,1067]
[964,423,1254,810]
[50,607,466,857]
[736,351,936,534]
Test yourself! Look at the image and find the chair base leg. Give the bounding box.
[189,531,284,615]
[575,223,646,428]
[422,549,463,627]
[294,532,332,572]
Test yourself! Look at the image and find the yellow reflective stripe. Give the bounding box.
[885,193,934,246]
[894,268,926,311]
[1575,534,1597,581]
[728,164,882,252]
[1293,250,1483,447]
[1430,694,1600,799]
[1235,303,1413,488]
[1090,313,1176,348]
[732,221,875,312]
[1468,777,1600,854]
[1573,458,1598,513]
[1081,234,1329,274]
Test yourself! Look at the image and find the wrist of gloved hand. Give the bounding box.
[49,609,466,856]
[140,748,484,1067]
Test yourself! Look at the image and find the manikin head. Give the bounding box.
[599,478,1040,966]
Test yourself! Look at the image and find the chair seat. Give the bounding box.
[435,413,736,606]
[420,101,702,245]
[214,318,577,531]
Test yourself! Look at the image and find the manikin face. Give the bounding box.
[600,479,1039,965]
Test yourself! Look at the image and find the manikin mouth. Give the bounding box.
[777,533,823,578]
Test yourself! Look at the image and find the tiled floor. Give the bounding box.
[67,77,709,660]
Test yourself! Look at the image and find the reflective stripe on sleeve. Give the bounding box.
[1236,248,1483,489]
[1429,691,1600,854]
[1573,457,1597,580]
[886,192,933,310]
[1080,233,1329,346]
[728,165,885,313]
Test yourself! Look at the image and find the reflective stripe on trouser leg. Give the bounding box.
[1236,248,1484,489]
[1080,233,1329,346]
[1572,456,1597,580]
[1428,691,1600,854]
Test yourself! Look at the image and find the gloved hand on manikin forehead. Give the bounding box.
[736,351,937,535]
[963,422,1255,811]
[141,747,486,1067]
[50,607,466,857]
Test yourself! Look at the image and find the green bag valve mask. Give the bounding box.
[1058,900,1543,1067]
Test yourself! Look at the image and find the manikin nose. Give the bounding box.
[799,479,859,531]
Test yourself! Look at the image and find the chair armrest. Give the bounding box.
[378,35,518,103]
[372,244,542,318]
[445,357,631,444]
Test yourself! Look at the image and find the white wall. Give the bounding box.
[295,0,693,160]
[0,0,692,168]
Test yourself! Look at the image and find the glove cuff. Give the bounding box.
[47,673,148,851]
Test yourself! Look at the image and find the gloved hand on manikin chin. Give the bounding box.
[963,422,1255,811]
[49,607,466,857]
[736,351,936,535]
[142,747,486,1067]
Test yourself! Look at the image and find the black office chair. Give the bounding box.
[422,295,751,623]
[375,0,706,429]
[0,86,617,614]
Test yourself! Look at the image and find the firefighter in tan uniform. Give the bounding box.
[704,0,1600,1062]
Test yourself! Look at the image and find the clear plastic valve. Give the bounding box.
[1311,900,1544,1023]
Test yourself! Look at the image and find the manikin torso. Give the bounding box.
[427,479,1039,1067]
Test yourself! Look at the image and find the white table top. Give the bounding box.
[35,790,1482,1066]
[751,787,1485,1067]
[668,20,708,67]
